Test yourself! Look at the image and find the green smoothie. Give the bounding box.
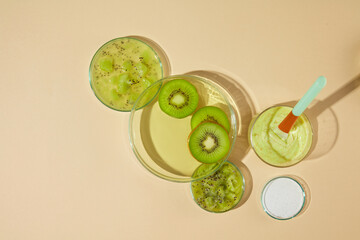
[89,37,163,111]
[191,162,244,213]
[250,106,312,167]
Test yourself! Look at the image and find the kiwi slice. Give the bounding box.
[191,106,230,132]
[158,79,199,118]
[188,122,230,164]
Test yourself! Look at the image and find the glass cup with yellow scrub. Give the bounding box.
[249,106,313,167]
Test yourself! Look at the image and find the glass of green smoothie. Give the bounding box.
[89,36,166,111]
[249,106,313,167]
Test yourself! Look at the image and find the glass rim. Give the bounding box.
[88,36,165,112]
[128,74,238,183]
[190,161,245,213]
[261,176,306,220]
[249,105,314,168]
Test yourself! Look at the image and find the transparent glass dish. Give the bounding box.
[190,161,245,213]
[261,176,306,220]
[129,75,238,182]
[89,36,166,112]
[249,105,313,167]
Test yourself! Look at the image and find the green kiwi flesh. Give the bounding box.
[188,122,230,164]
[158,79,199,118]
[191,106,230,132]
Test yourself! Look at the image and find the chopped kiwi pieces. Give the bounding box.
[227,174,241,192]
[217,186,226,198]
[188,122,230,164]
[109,75,120,85]
[191,161,244,213]
[90,37,163,111]
[110,89,120,100]
[134,62,149,77]
[99,57,114,72]
[142,78,152,88]
[140,49,153,64]
[191,106,231,132]
[221,164,234,175]
[118,74,130,94]
[226,192,236,201]
[158,79,199,118]
[122,60,133,72]
[204,197,216,210]
[109,74,130,94]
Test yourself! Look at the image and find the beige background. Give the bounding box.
[1,0,360,239]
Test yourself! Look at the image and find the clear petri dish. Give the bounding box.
[261,176,306,220]
[129,75,238,182]
[89,36,168,111]
[190,161,245,213]
[249,105,313,167]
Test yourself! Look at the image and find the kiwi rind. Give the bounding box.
[158,79,199,118]
[191,106,230,132]
[188,121,230,164]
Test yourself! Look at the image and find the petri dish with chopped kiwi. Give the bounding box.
[191,161,245,213]
[89,37,164,111]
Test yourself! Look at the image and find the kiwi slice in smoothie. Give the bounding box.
[191,106,230,132]
[188,122,230,164]
[158,79,199,118]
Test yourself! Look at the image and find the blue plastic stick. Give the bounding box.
[292,76,327,116]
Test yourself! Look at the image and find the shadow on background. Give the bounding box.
[128,35,171,77]
[186,70,257,162]
[286,175,311,217]
[231,160,253,209]
[277,73,360,160]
